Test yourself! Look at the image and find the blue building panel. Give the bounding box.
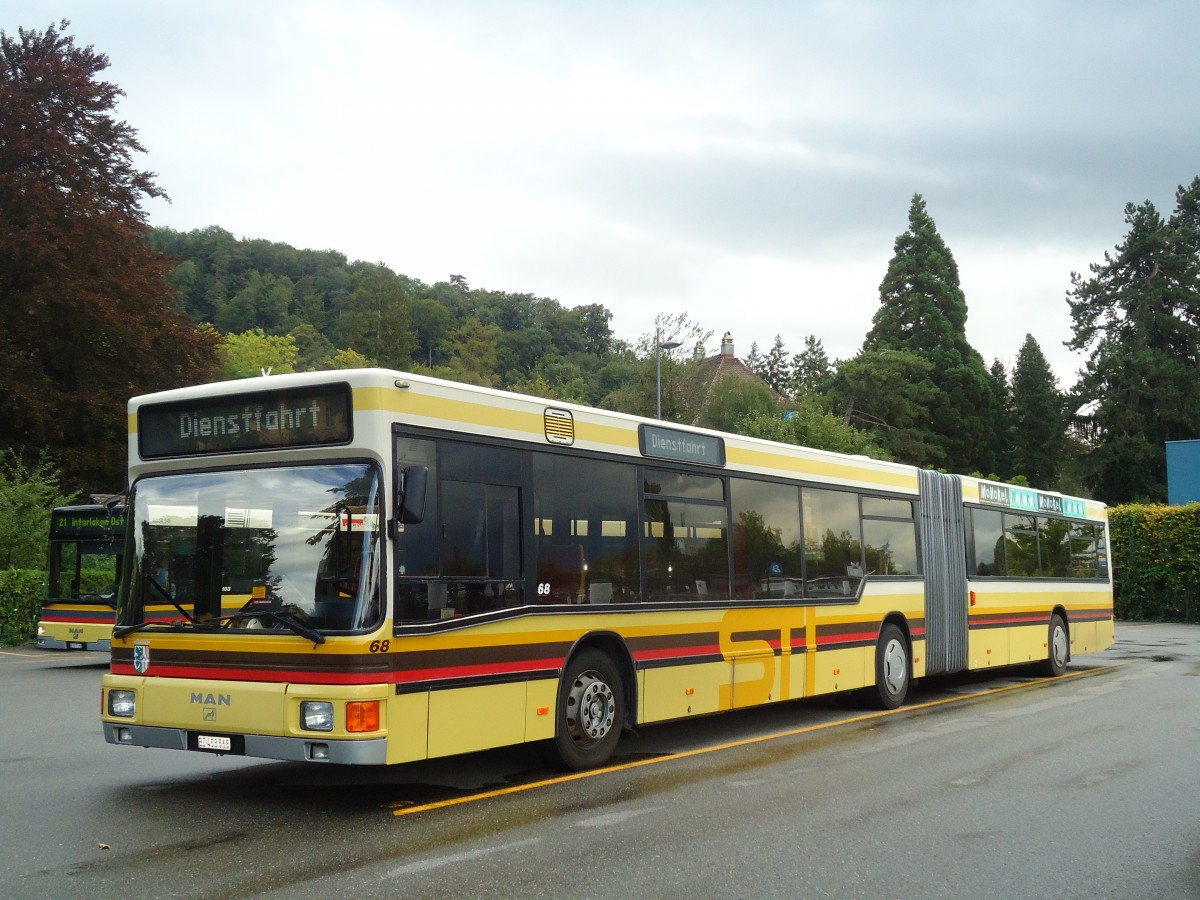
[1166,440,1200,505]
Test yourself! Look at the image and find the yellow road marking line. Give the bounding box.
[392,663,1121,817]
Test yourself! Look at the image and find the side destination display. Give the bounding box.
[639,423,726,467]
[978,482,1088,519]
[139,383,353,459]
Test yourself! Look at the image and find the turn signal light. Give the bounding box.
[346,700,380,733]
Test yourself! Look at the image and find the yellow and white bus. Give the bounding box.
[101,369,1114,769]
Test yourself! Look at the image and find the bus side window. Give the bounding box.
[532,453,639,606]
[730,478,802,600]
[802,488,864,598]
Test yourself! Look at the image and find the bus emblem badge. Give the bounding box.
[133,641,150,674]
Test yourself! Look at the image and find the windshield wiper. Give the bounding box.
[112,621,149,639]
[254,609,326,646]
[77,591,118,609]
[113,573,197,639]
[145,572,198,625]
[221,607,325,647]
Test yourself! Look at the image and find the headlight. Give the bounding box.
[300,700,334,732]
[108,689,136,717]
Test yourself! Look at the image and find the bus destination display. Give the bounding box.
[978,482,1088,519]
[639,423,726,467]
[139,384,352,458]
[51,509,126,538]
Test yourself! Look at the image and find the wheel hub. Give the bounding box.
[883,638,907,694]
[569,673,616,744]
[1051,625,1068,667]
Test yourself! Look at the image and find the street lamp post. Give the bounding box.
[655,328,682,420]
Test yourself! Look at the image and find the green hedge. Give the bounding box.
[0,569,47,646]
[1109,504,1200,622]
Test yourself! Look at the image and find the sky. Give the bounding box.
[9,1,1200,383]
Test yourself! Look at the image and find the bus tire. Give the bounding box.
[1040,614,1069,677]
[873,623,910,710]
[550,649,624,771]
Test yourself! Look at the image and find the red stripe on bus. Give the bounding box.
[111,657,567,685]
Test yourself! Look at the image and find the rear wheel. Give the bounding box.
[1040,613,1069,676]
[549,649,624,771]
[873,623,910,710]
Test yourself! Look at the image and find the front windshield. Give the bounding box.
[49,539,122,604]
[119,463,382,634]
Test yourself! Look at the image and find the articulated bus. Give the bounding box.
[101,369,1114,769]
[37,503,126,651]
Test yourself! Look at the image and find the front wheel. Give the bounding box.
[1040,613,1069,677]
[872,623,910,710]
[549,649,625,771]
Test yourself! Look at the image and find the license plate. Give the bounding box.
[68,642,84,649]
[197,734,232,752]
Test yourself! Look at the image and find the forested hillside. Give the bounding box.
[149,226,622,402]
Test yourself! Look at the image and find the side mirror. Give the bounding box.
[398,466,428,525]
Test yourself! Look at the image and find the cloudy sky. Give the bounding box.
[9,1,1200,382]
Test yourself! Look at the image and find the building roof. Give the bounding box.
[685,332,778,426]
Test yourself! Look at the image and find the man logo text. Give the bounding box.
[190,692,231,706]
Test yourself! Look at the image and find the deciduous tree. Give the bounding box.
[0,21,216,491]
[740,401,890,460]
[218,329,298,379]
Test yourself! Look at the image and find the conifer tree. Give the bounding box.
[863,195,1000,474]
[1067,178,1200,502]
[791,335,831,394]
[744,341,764,373]
[1010,336,1064,487]
[762,334,791,396]
[987,358,1015,480]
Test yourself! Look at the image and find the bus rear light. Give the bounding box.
[301,701,335,732]
[108,689,136,718]
[346,701,380,733]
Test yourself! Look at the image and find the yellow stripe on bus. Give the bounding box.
[726,446,918,491]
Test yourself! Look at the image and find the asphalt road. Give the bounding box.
[1,622,1197,899]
